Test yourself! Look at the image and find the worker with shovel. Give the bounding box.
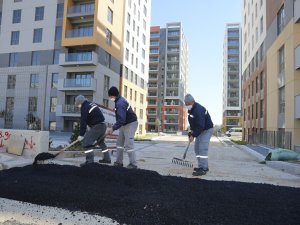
[184,94,214,176]
[106,86,138,169]
[75,95,111,166]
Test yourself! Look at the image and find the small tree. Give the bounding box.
[25,113,41,130]
[155,118,161,135]
[70,120,80,143]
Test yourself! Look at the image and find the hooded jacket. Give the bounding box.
[188,102,214,138]
[112,96,137,131]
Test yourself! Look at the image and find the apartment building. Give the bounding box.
[264,0,300,150]
[120,0,151,136]
[222,23,242,131]
[241,0,267,141]
[0,0,151,133]
[147,22,188,133]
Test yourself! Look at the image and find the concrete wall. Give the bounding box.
[0,129,49,156]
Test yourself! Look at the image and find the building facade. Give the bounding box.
[120,0,151,136]
[0,0,151,134]
[241,0,267,141]
[264,0,300,150]
[147,22,188,133]
[222,23,242,131]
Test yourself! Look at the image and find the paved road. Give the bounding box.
[1,135,299,225]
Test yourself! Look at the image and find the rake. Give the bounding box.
[172,142,193,168]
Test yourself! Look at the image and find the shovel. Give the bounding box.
[33,139,80,166]
[172,142,193,167]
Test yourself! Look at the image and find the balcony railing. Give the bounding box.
[68,4,95,14]
[59,52,98,66]
[66,27,93,38]
[57,78,96,91]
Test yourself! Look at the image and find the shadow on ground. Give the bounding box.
[0,164,299,225]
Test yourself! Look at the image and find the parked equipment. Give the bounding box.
[172,142,193,167]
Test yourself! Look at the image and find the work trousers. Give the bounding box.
[194,128,214,170]
[115,121,138,165]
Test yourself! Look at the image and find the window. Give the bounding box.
[140,94,144,104]
[278,46,285,75]
[56,3,64,18]
[106,29,112,45]
[30,74,39,88]
[130,71,133,82]
[55,26,62,41]
[104,51,111,68]
[104,75,110,92]
[142,49,145,59]
[124,66,129,79]
[126,30,130,43]
[133,20,135,31]
[131,53,134,65]
[277,5,285,35]
[142,34,146,45]
[125,48,129,61]
[130,88,132,100]
[143,19,146,30]
[134,91,137,102]
[33,28,43,43]
[260,16,263,34]
[50,97,57,112]
[7,75,16,89]
[49,122,56,131]
[31,51,41,65]
[0,12,2,26]
[256,102,258,119]
[9,53,18,67]
[12,9,21,24]
[260,99,264,118]
[256,76,258,93]
[51,73,58,88]
[103,99,109,108]
[136,58,138,68]
[35,6,44,21]
[53,50,60,64]
[124,85,128,98]
[107,7,113,24]
[143,6,147,16]
[139,109,143,119]
[127,13,131,25]
[136,42,139,53]
[5,97,14,128]
[11,31,20,45]
[134,4,136,15]
[135,74,138,85]
[141,78,144,88]
[137,26,140,36]
[132,37,135,48]
[28,97,37,112]
[260,72,264,90]
[141,63,145,74]
[279,87,285,113]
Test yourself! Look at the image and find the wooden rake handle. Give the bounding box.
[183,141,191,160]
[58,139,80,154]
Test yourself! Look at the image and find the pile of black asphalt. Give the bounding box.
[0,164,299,225]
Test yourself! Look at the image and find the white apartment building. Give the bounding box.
[121,0,151,135]
[222,23,242,131]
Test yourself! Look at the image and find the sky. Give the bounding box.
[151,0,242,125]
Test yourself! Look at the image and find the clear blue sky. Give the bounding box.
[151,0,241,125]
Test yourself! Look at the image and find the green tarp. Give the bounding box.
[265,148,300,161]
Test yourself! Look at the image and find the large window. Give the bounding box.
[56,3,64,18]
[7,75,16,89]
[9,53,18,67]
[124,85,128,98]
[12,9,21,23]
[104,75,110,92]
[50,97,57,112]
[105,29,112,45]
[31,51,41,65]
[279,87,285,113]
[107,7,113,24]
[104,52,111,68]
[277,5,285,35]
[53,50,60,64]
[28,97,37,112]
[51,73,58,88]
[30,74,39,88]
[33,28,43,43]
[11,31,20,45]
[35,6,44,21]
[55,26,62,41]
[278,46,285,75]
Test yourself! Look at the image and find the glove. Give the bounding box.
[106,127,113,135]
[188,132,192,138]
[188,132,194,143]
[77,136,84,141]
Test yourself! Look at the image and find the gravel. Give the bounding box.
[0,164,299,225]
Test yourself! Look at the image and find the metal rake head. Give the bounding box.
[172,157,193,168]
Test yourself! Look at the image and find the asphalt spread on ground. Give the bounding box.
[0,164,299,225]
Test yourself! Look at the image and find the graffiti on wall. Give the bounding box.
[0,130,36,151]
[0,131,11,148]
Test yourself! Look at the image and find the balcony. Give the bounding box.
[66,27,93,38]
[59,52,98,66]
[295,45,300,70]
[148,84,158,89]
[165,110,179,115]
[147,111,157,115]
[67,4,95,19]
[57,78,96,91]
[149,75,158,80]
[56,104,80,117]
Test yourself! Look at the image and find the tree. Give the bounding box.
[25,113,41,130]
[155,118,161,134]
[70,120,80,143]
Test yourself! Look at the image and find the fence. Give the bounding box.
[248,130,292,150]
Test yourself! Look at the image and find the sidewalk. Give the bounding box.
[218,136,300,177]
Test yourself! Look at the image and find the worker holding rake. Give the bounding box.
[184,94,214,176]
[75,95,111,166]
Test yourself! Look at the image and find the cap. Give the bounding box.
[184,94,195,103]
[108,86,119,97]
[75,95,86,105]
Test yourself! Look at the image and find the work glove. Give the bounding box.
[106,127,113,135]
[77,136,84,141]
[188,131,194,143]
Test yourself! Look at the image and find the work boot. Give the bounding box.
[113,161,123,167]
[99,159,111,164]
[126,163,137,169]
[193,167,209,172]
[192,168,207,176]
[80,150,94,167]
